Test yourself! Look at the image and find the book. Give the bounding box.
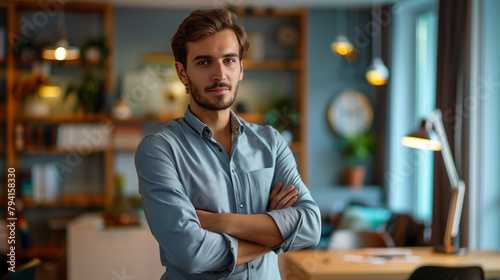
[31,163,61,203]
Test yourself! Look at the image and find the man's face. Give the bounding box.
[175,29,244,111]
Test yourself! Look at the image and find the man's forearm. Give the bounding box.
[197,211,282,248]
[227,213,283,248]
[236,239,271,266]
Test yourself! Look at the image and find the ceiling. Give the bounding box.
[78,0,397,9]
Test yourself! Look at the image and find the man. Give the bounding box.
[135,8,321,279]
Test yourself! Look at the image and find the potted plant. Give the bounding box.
[65,70,104,114]
[262,98,300,143]
[338,132,376,187]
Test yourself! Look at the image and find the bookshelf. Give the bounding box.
[2,2,113,277]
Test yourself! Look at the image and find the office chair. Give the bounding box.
[408,265,484,280]
[1,258,41,280]
[328,229,395,250]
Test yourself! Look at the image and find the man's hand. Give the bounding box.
[267,182,298,211]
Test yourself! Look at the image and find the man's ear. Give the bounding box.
[175,61,188,85]
[239,61,244,81]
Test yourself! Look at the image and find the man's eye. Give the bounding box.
[197,60,209,65]
[225,58,236,64]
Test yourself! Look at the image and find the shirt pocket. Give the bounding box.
[246,167,274,213]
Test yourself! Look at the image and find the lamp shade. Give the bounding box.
[331,35,354,56]
[401,120,442,151]
[42,38,80,61]
[365,57,389,85]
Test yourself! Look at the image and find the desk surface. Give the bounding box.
[283,247,500,280]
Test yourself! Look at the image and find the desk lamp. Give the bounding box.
[401,109,466,254]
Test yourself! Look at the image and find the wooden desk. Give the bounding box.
[283,247,500,280]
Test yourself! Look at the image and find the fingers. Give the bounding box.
[269,182,283,202]
[283,192,299,208]
[274,186,298,209]
[268,184,299,211]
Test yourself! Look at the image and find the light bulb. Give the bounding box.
[366,57,389,85]
[55,47,67,60]
[331,35,354,56]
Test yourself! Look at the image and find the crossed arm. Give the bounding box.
[196,182,299,265]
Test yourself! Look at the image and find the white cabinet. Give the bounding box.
[67,213,164,280]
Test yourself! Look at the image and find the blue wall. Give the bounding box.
[307,9,378,188]
[114,8,192,94]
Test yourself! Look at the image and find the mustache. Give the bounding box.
[205,82,232,91]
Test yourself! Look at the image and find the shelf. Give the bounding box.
[238,112,264,124]
[232,7,305,18]
[21,147,107,155]
[18,113,111,123]
[11,1,111,13]
[22,195,105,208]
[288,142,303,152]
[14,57,104,68]
[19,245,65,260]
[243,59,301,70]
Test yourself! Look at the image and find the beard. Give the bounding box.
[187,77,238,111]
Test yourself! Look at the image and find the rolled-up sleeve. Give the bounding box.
[266,129,322,254]
[136,135,237,277]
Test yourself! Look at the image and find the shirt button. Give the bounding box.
[232,169,236,173]
[251,264,254,269]
[219,148,222,152]
[239,203,244,208]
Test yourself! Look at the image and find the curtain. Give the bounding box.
[431,0,471,249]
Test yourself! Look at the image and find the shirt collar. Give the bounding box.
[184,106,245,138]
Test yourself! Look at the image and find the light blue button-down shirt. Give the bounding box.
[135,107,321,279]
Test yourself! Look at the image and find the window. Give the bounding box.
[413,10,438,223]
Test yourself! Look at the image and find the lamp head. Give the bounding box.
[401,120,442,151]
[42,38,80,61]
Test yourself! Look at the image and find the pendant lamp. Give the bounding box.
[366,6,389,85]
[331,8,355,57]
[331,35,354,56]
[42,6,80,61]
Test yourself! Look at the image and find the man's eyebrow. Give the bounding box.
[192,53,239,61]
[223,53,239,58]
[192,55,212,61]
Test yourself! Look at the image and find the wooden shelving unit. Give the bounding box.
[235,8,308,182]
[2,2,113,277]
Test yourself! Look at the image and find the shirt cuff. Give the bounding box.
[266,207,301,254]
[213,233,238,279]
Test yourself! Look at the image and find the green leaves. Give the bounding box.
[338,132,376,166]
[64,70,104,113]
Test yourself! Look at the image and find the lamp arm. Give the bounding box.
[429,109,466,253]
[429,110,460,189]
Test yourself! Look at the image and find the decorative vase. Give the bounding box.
[102,174,139,227]
[23,96,50,117]
[343,165,366,188]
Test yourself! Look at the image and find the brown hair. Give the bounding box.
[171,8,249,68]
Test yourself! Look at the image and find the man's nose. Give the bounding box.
[212,61,227,81]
